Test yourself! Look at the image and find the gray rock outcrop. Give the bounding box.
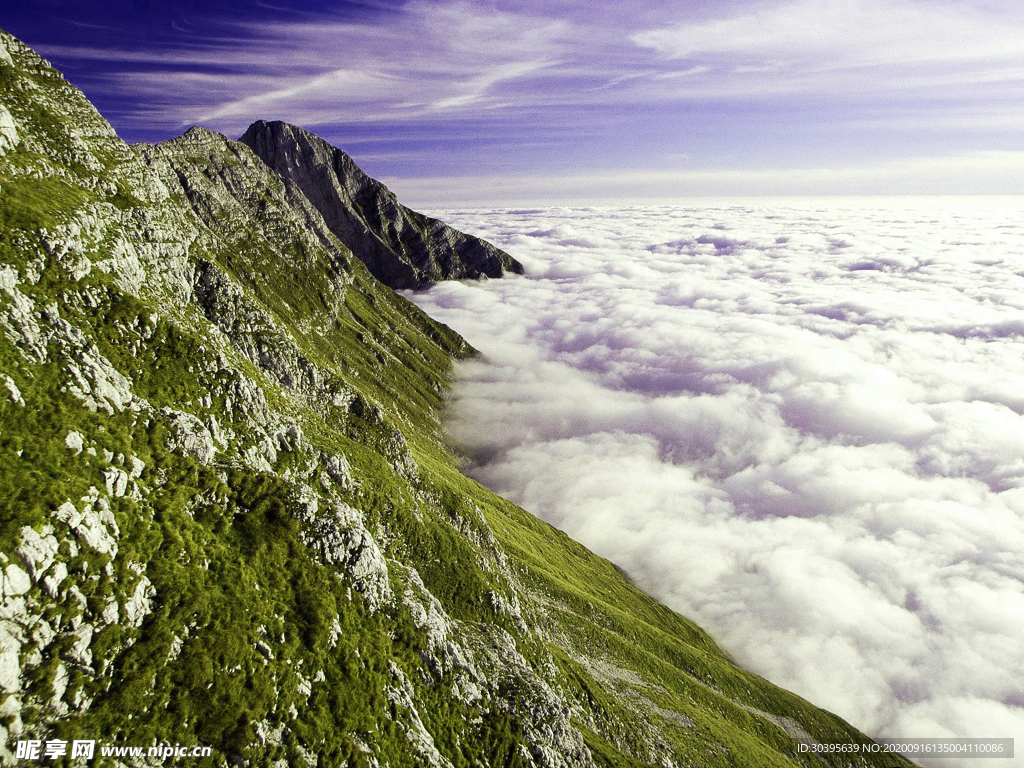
[0,105,18,156]
[240,120,523,289]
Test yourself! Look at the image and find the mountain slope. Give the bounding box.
[240,120,523,289]
[0,30,909,768]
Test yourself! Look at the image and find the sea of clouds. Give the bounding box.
[405,198,1024,765]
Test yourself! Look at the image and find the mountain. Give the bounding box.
[240,120,523,289]
[0,29,909,768]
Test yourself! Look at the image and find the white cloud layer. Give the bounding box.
[386,152,1024,207]
[406,198,1024,766]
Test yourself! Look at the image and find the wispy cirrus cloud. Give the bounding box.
[44,1,1024,123]
[626,0,1024,99]
[43,1,573,136]
[18,0,1024,195]
[632,0,1024,77]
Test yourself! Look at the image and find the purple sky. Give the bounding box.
[6,0,1024,205]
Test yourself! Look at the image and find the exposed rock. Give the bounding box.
[241,120,523,289]
[400,564,477,685]
[123,572,154,628]
[41,561,67,597]
[65,430,84,454]
[254,640,274,662]
[60,333,135,414]
[475,626,596,768]
[0,277,47,363]
[0,37,13,68]
[103,467,129,498]
[188,258,319,393]
[0,105,18,156]
[51,664,69,711]
[323,453,353,488]
[386,661,454,768]
[100,597,119,625]
[254,718,285,747]
[2,565,31,598]
[16,525,59,583]
[129,456,145,479]
[0,623,23,692]
[67,585,87,615]
[69,624,94,668]
[299,503,392,611]
[54,495,119,557]
[161,407,216,464]
[3,374,23,406]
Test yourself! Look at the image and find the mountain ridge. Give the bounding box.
[0,29,910,768]
[239,119,523,289]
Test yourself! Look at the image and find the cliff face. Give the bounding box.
[0,30,909,768]
[240,120,523,289]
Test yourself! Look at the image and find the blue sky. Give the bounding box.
[6,0,1024,204]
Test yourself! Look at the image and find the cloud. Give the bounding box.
[635,0,990,62]
[632,0,1024,94]
[406,199,1024,765]
[40,0,572,136]
[383,152,1024,206]
[25,0,1024,197]
[38,0,1024,142]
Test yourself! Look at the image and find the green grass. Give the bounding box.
[0,176,91,231]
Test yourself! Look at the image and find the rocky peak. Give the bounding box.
[240,119,523,289]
